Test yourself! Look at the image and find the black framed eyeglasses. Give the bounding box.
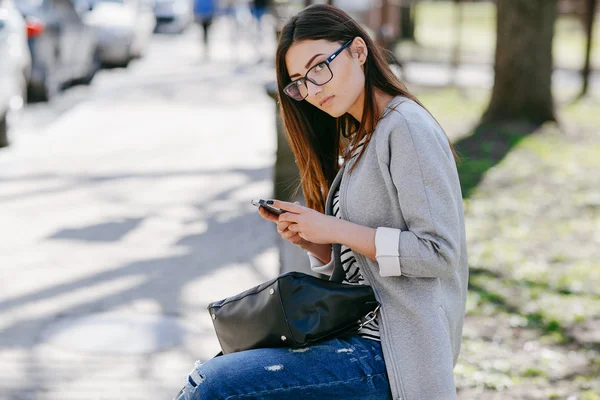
[283,39,354,101]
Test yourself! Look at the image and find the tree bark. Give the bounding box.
[399,3,416,41]
[482,0,558,125]
[580,0,597,97]
[377,0,397,45]
[375,0,402,66]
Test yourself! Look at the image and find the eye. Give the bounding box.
[294,78,305,87]
[314,62,327,72]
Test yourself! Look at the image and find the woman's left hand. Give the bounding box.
[269,200,341,245]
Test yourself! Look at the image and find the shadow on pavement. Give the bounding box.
[0,167,271,203]
[49,218,145,243]
[0,165,276,352]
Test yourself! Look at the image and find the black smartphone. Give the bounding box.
[251,199,287,216]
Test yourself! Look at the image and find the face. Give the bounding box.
[285,38,367,118]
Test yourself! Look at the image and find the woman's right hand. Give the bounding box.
[258,205,333,264]
[257,206,308,248]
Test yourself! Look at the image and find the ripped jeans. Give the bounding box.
[178,335,392,400]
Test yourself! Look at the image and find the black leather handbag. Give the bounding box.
[207,244,379,355]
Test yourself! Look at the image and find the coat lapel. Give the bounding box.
[325,164,345,216]
[325,164,346,283]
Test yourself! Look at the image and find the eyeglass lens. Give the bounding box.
[285,63,333,100]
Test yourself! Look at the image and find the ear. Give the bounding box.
[350,37,368,65]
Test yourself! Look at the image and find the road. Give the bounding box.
[0,20,282,400]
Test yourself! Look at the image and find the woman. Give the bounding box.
[176,4,468,400]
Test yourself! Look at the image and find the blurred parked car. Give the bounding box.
[153,0,192,34]
[0,0,31,78]
[15,0,100,102]
[81,0,156,67]
[0,0,29,147]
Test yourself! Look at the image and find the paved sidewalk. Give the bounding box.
[0,21,283,399]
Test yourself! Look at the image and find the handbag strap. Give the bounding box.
[329,243,346,283]
[330,242,381,323]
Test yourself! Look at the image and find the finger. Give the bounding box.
[288,233,303,244]
[277,221,292,233]
[258,206,277,222]
[268,200,304,214]
[278,212,300,224]
[281,229,297,240]
[258,206,278,223]
[287,224,300,233]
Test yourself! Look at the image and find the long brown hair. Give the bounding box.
[276,4,456,213]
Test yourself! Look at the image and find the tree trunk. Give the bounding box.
[377,0,393,46]
[375,0,402,66]
[399,3,416,41]
[482,0,557,125]
[580,0,597,97]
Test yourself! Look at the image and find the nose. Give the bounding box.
[306,80,323,98]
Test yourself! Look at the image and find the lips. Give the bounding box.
[319,96,335,107]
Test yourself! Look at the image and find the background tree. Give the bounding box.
[399,2,416,41]
[580,0,597,97]
[376,0,403,66]
[482,0,558,125]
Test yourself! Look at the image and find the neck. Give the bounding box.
[347,88,394,131]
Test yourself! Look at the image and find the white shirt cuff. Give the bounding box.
[375,227,402,277]
[307,250,335,276]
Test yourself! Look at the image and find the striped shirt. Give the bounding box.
[333,138,381,342]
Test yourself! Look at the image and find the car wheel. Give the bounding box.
[28,70,60,102]
[79,50,101,85]
[115,57,130,68]
[0,82,26,148]
[0,113,8,148]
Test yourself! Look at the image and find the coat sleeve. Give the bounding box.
[376,103,464,279]
[307,250,335,276]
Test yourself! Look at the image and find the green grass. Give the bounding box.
[397,1,600,71]
[522,368,546,378]
[408,84,600,396]
[456,122,600,392]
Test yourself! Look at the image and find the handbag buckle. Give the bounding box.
[358,304,380,330]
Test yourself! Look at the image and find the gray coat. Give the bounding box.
[324,97,469,400]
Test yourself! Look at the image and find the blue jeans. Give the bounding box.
[180,335,392,399]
